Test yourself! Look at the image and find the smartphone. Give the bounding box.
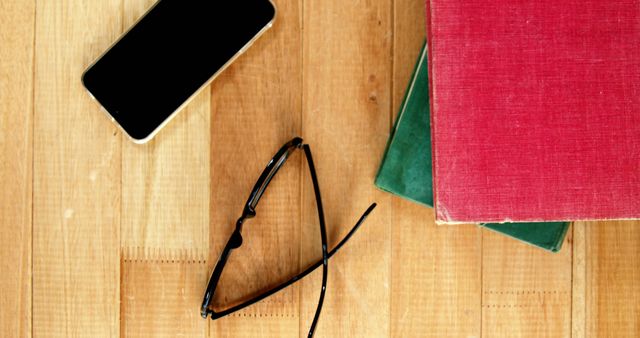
[82,0,276,143]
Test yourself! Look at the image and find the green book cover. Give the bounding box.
[375,43,569,252]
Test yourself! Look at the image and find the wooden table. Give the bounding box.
[1,0,639,337]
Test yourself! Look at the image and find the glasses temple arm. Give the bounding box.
[201,227,243,318]
[209,202,377,319]
[303,144,328,338]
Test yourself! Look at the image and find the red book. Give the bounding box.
[427,0,640,223]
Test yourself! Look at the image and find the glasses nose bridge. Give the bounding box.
[238,206,256,228]
[229,222,244,249]
[231,206,255,249]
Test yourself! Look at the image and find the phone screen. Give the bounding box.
[82,0,276,142]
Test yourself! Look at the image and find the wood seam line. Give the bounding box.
[480,228,484,338]
[121,246,208,263]
[570,224,574,338]
[299,0,305,335]
[30,1,38,337]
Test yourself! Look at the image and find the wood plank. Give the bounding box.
[120,95,211,337]
[482,230,572,338]
[572,222,587,338]
[390,1,482,337]
[121,90,210,257]
[32,0,122,336]
[300,0,393,336]
[0,1,35,337]
[208,0,302,336]
[118,1,211,336]
[121,258,208,337]
[585,221,640,337]
[120,0,209,260]
[392,204,482,337]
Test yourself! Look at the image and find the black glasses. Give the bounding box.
[201,137,377,337]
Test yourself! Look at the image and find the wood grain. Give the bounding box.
[572,223,587,338]
[482,230,572,338]
[33,0,122,336]
[0,1,35,337]
[208,0,302,336]
[392,203,482,338]
[300,0,393,336]
[586,221,640,337]
[121,259,209,337]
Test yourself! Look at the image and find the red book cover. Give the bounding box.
[427,0,640,223]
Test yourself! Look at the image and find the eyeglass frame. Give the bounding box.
[200,137,377,337]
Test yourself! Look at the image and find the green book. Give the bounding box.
[375,43,569,252]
